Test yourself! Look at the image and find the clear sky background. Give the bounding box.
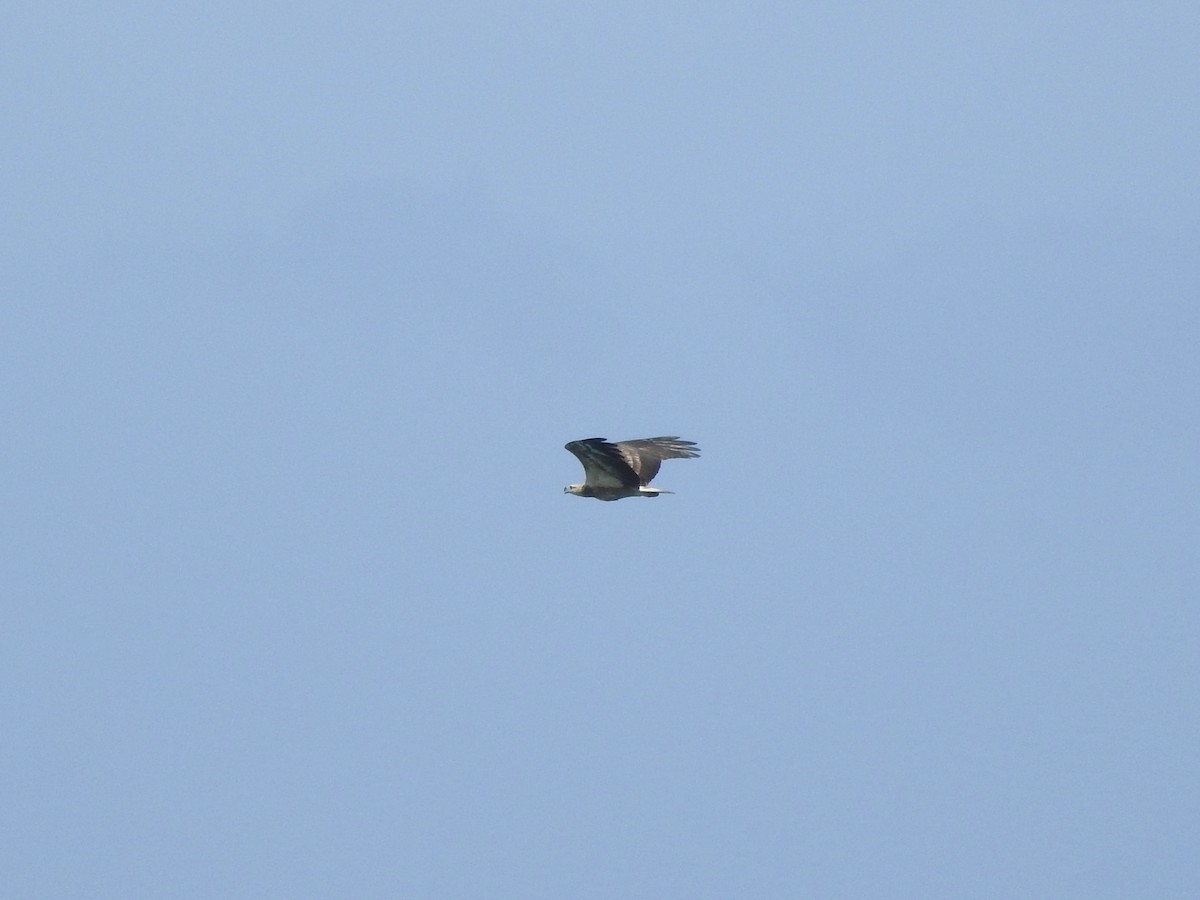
[3,3,1198,898]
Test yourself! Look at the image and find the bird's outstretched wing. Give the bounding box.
[613,437,701,485]
[565,439,642,488]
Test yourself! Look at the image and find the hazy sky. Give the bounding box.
[4,3,1198,897]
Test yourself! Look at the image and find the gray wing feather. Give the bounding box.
[613,436,701,485]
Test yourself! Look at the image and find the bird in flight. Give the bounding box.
[563,436,700,501]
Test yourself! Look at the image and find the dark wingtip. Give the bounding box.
[650,437,701,457]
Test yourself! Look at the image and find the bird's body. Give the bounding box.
[563,436,700,501]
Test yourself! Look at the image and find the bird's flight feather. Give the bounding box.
[565,436,700,488]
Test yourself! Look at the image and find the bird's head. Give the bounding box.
[564,484,583,496]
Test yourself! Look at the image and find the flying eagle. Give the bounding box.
[563,436,700,501]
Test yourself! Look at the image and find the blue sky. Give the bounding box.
[3,3,1198,897]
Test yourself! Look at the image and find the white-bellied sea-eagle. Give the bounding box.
[563,436,700,501]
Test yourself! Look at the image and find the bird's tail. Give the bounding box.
[639,487,674,497]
